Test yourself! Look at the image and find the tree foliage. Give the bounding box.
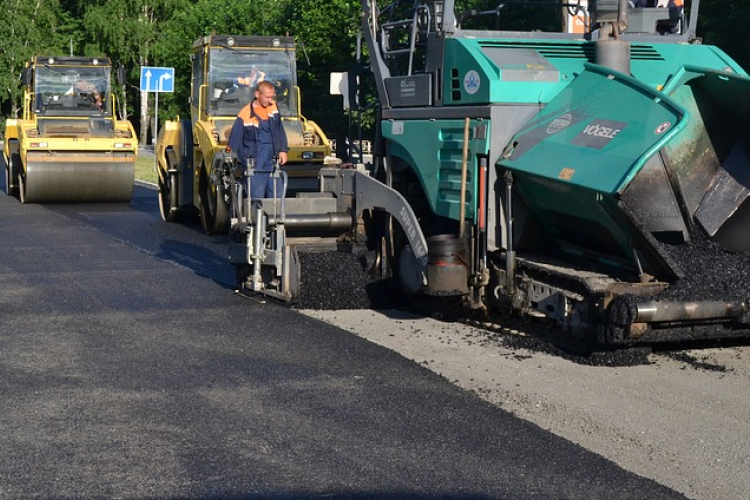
[699,0,750,70]
[281,0,362,142]
[82,0,192,142]
[153,0,292,123]
[0,0,73,119]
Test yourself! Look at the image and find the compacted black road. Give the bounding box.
[0,173,687,499]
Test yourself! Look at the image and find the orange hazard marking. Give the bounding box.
[558,167,575,180]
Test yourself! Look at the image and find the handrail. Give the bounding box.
[378,4,432,75]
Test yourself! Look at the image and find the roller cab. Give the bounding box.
[3,56,137,203]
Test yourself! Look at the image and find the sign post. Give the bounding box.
[140,66,174,170]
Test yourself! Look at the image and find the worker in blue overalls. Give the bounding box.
[228,79,289,199]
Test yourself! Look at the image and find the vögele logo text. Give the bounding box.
[582,124,621,139]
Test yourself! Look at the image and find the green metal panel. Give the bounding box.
[441,38,747,107]
[499,64,687,271]
[383,119,490,222]
[442,38,569,105]
[502,64,686,193]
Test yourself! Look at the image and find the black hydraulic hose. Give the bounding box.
[234,178,245,225]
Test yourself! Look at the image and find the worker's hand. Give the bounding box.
[278,152,288,165]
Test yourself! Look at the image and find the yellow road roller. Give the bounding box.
[3,56,138,203]
[155,35,331,234]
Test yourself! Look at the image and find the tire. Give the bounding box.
[158,169,179,222]
[5,165,12,196]
[384,218,422,297]
[199,168,229,235]
[234,263,251,291]
[18,170,27,204]
[5,154,20,197]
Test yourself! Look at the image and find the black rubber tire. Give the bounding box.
[4,166,12,196]
[5,154,20,197]
[18,171,27,204]
[158,170,179,222]
[199,169,229,235]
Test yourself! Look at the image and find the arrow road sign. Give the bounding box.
[140,66,174,93]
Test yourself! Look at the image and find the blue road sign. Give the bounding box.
[140,66,174,93]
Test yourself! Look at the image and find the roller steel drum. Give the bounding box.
[22,152,134,203]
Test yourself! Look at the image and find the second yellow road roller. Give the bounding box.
[3,56,138,203]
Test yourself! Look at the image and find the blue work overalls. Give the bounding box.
[251,115,279,199]
[228,99,289,200]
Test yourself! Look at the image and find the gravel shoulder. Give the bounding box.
[298,308,750,500]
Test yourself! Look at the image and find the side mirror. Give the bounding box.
[117,64,128,87]
[21,66,32,87]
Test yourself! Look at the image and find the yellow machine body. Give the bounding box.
[3,56,138,203]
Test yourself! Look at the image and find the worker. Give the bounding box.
[234,66,266,88]
[79,80,103,110]
[629,0,682,6]
[656,0,684,33]
[66,78,103,110]
[228,80,289,199]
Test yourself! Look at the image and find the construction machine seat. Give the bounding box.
[627,7,684,34]
[593,1,684,34]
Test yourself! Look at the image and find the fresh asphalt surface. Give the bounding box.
[0,172,688,499]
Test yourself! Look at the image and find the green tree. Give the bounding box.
[153,0,291,125]
[82,0,192,145]
[282,0,364,145]
[0,0,73,121]
[154,0,364,146]
[698,0,750,70]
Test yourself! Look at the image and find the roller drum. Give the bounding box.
[23,152,135,203]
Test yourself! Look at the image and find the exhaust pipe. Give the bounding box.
[595,0,631,75]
